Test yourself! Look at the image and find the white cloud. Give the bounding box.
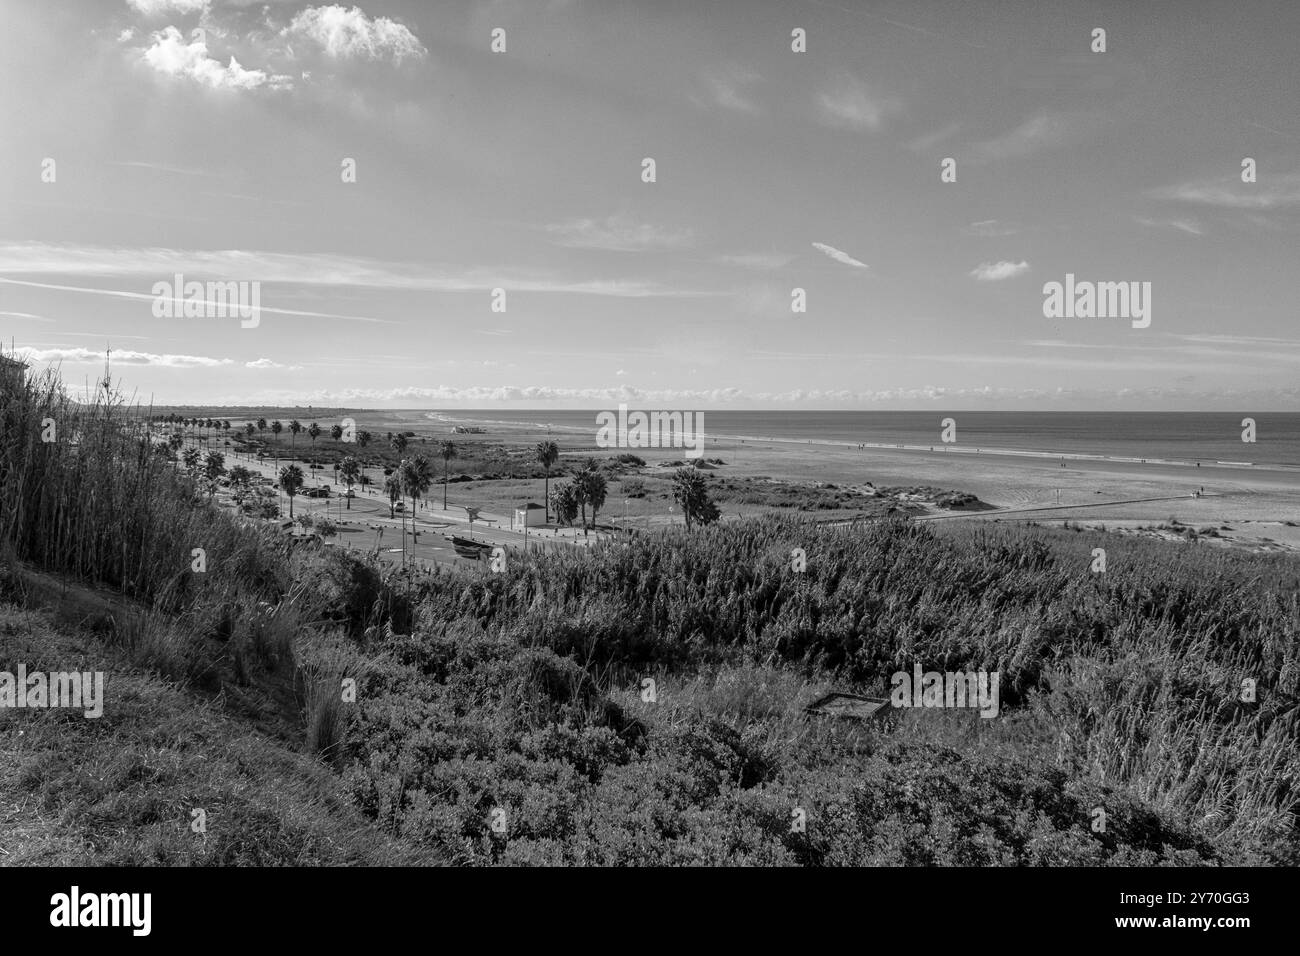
[1149,173,1300,210]
[24,347,231,368]
[965,220,1018,238]
[275,384,756,405]
[217,382,1300,409]
[817,77,901,131]
[142,26,292,91]
[246,358,302,370]
[698,65,761,114]
[118,28,137,42]
[127,0,208,15]
[0,243,716,301]
[546,215,693,252]
[718,253,794,269]
[0,277,390,323]
[111,160,208,176]
[811,242,868,269]
[285,5,425,62]
[1134,216,1204,236]
[972,112,1083,161]
[969,260,1029,281]
[907,122,961,152]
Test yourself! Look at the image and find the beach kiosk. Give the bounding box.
[512,502,545,531]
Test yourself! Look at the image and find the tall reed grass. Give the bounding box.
[0,368,287,611]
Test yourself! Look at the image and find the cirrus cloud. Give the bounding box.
[1148,172,1300,210]
[812,242,868,269]
[545,215,694,252]
[817,76,902,131]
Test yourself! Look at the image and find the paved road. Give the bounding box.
[167,433,587,568]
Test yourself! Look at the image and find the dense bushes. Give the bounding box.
[327,516,1297,864]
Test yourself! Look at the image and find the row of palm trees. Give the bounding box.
[240,418,361,448]
[163,422,576,536]
[157,414,383,451]
[169,421,717,539]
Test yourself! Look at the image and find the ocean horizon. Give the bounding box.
[423,410,1300,468]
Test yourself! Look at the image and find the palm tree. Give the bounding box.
[549,481,578,528]
[573,472,589,531]
[536,440,559,523]
[672,467,720,530]
[203,451,226,499]
[168,432,184,455]
[390,432,408,456]
[575,462,607,537]
[383,473,402,518]
[279,464,305,518]
[271,420,283,441]
[399,455,434,541]
[308,422,321,443]
[437,441,457,510]
[330,423,343,441]
[289,419,302,448]
[227,464,253,506]
[244,422,255,439]
[256,417,267,434]
[338,456,360,509]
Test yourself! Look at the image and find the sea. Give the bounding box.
[424,410,1300,469]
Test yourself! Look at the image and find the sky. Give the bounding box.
[1,0,1298,410]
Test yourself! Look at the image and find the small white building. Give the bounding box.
[512,502,546,529]
[0,353,28,390]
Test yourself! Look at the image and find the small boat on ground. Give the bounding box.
[451,535,492,560]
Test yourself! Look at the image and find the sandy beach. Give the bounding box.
[409,411,1300,554]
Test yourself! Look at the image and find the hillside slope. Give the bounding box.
[0,597,433,866]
